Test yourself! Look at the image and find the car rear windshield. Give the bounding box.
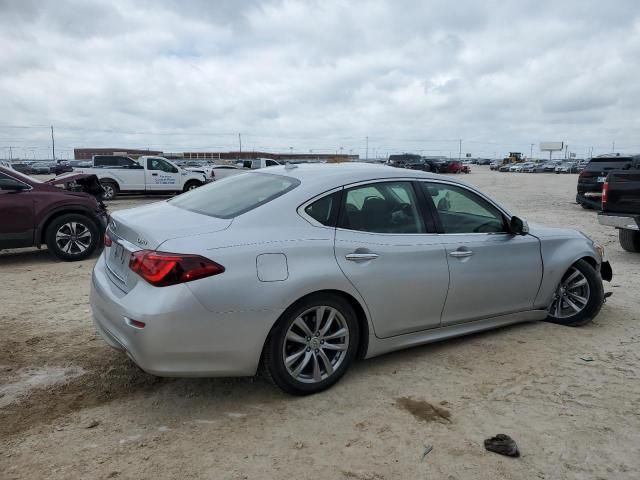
[586,157,632,170]
[169,172,300,219]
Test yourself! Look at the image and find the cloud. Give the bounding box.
[1,0,639,159]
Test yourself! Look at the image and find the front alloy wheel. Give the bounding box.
[263,294,359,395]
[546,259,604,326]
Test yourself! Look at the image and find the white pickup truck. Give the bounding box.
[69,156,208,200]
[237,158,281,169]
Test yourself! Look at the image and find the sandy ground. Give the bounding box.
[1,167,639,480]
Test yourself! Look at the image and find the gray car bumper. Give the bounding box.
[598,214,640,230]
[90,253,270,377]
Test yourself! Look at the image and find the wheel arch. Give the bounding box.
[37,206,99,247]
[265,289,371,361]
[534,238,601,309]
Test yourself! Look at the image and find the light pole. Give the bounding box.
[365,136,369,160]
[458,139,462,161]
[530,143,534,159]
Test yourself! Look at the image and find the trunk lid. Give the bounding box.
[105,201,232,292]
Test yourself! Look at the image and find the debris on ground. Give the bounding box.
[484,434,520,457]
[579,356,594,362]
[421,445,433,461]
[86,420,100,429]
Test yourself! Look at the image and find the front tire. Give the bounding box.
[183,180,202,192]
[619,229,640,252]
[546,259,604,326]
[45,214,100,261]
[262,293,359,395]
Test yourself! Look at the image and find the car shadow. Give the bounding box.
[0,247,102,266]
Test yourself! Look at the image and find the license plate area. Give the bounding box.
[597,176,606,182]
[107,242,131,283]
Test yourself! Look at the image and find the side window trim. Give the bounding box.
[419,180,510,235]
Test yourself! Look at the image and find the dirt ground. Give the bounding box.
[1,167,639,480]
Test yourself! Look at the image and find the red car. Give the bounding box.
[446,160,464,173]
[0,166,108,261]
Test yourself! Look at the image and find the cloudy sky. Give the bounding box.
[1,0,639,159]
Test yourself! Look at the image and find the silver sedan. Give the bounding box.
[91,164,612,395]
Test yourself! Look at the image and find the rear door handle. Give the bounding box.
[151,173,158,176]
[345,253,379,262]
[449,250,474,258]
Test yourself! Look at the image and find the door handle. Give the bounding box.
[151,173,158,176]
[449,250,474,258]
[345,253,379,262]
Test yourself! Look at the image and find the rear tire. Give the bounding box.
[546,259,604,326]
[45,213,100,261]
[101,180,118,200]
[262,293,359,395]
[619,229,640,253]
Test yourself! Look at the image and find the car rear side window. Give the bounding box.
[422,183,507,234]
[304,191,341,226]
[169,173,300,219]
[338,182,426,234]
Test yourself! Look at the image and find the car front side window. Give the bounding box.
[422,182,507,234]
[338,182,425,234]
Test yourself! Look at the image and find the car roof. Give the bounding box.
[259,162,480,196]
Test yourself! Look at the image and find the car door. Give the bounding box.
[334,180,449,338]
[145,157,181,191]
[0,172,35,248]
[420,181,543,326]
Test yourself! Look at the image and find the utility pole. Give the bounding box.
[458,139,462,161]
[612,141,615,153]
[530,143,534,159]
[564,144,568,159]
[51,125,55,160]
[238,133,242,155]
[365,136,369,160]
[9,146,13,160]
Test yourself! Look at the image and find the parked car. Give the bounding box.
[476,158,492,165]
[185,163,249,180]
[522,163,543,173]
[387,154,422,168]
[489,161,502,171]
[92,155,140,168]
[69,155,208,200]
[91,164,611,395]
[541,161,562,172]
[512,162,534,172]
[423,158,448,173]
[0,166,108,260]
[445,160,464,173]
[577,154,638,209]
[11,163,33,175]
[498,164,512,172]
[28,162,51,174]
[555,162,578,174]
[598,159,640,252]
[52,161,74,175]
[237,158,282,169]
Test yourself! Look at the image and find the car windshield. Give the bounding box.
[169,172,300,219]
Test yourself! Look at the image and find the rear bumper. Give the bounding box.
[598,213,640,230]
[90,253,270,377]
[576,192,601,208]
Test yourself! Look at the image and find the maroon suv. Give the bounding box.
[0,166,108,261]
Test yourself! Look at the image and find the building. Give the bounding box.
[74,148,357,162]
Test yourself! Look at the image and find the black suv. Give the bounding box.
[577,154,640,209]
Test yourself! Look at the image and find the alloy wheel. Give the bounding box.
[102,184,114,199]
[55,222,92,255]
[282,306,350,384]
[548,267,591,319]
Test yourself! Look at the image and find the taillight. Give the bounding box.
[602,181,609,207]
[104,231,113,247]
[129,250,224,287]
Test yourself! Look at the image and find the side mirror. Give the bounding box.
[510,216,529,235]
